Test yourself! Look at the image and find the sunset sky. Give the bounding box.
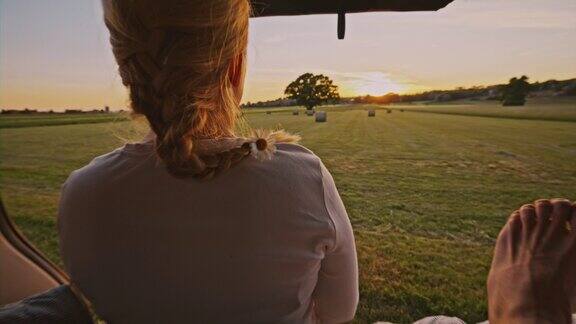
[1,0,575,110]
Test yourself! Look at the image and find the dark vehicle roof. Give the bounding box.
[251,0,454,17]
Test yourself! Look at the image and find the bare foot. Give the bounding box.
[487,199,576,324]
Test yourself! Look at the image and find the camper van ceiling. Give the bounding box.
[250,0,454,39]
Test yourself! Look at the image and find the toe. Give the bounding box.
[534,199,553,231]
[519,204,536,234]
[494,210,522,262]
[507,210,522,243]
[509,209,522,227]
[550,198,572,226]
[546,198,573,241]
[508,210,523,257]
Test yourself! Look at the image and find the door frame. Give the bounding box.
[0,198,69,285]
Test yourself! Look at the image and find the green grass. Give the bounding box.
[388,97,576,122]
[0,112,129,128]
[1,101,576,323]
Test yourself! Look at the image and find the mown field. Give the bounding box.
[1,101,576,323]
[0,112,129,128]
[391,97,576,122]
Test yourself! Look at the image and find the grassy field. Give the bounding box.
[0,112,129,128]
[1,101,576,323]
[388,97,576,122]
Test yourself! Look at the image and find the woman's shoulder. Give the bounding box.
[275,142,317,158]
[270,143,323,173]
[244,142,330,189]
[62,147,129,193]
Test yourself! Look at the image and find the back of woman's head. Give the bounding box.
[102,0,253,178]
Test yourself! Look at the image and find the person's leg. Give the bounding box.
[487,199,576,324]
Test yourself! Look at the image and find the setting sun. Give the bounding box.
[342,72,409,97]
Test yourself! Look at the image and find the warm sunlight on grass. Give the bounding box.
[2,100,575,322]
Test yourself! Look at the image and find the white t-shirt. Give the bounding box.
[58,138,358,323]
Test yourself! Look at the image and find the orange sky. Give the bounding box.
[1,0,575,110]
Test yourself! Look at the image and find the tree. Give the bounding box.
[284,73,340,110]
[502,75,530,106]
[382,92,400,104]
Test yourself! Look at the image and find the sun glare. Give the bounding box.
[346,72,408,97]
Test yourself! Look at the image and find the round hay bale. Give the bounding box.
[305,110,315,116]
[368,109,376,117]
[292,110,299,116]
[386,109,392,113]
[266,111,272,115]
[315,111,327,122]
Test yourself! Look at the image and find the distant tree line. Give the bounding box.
[337,86,496,105]
[240,78,575,109]
[350,78,576,105]
[3,78,575,113]
[1,106,117,115]
[242,98,297,108]
[530,78,576,95]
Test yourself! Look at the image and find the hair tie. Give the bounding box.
[242,130,301,162]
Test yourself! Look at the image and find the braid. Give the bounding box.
[193,143,251,180]
[103,0,299,179]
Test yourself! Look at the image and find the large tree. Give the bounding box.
[502,75,530,106]
[284,73,340,110]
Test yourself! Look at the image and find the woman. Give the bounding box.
[58,0,358,323]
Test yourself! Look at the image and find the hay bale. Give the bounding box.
[368,109,376,117]
[292,110,299,116]
[266,111,272,115]
[387,109,392,113]
[315,111,327,122]
[305,110,315,116]
[400,109,404,112]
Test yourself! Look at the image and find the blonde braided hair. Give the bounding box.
[102,0,297,179]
